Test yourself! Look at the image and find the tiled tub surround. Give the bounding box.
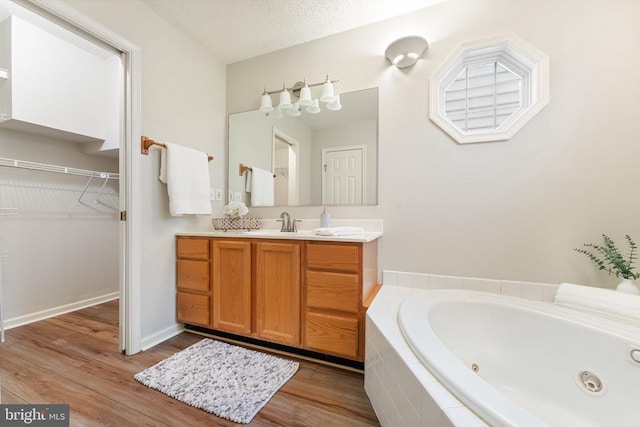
[365,271,560,426]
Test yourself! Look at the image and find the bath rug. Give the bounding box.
[134,338,299,424]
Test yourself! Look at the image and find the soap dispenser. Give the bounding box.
[320,206,331,228]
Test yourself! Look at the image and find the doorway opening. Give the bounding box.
[272,128,299,206]
[0,0,142,354]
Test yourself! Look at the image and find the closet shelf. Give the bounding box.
[0,157,119,180]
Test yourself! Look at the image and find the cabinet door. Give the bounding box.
[255,241,301,346]
[213,240,252,335]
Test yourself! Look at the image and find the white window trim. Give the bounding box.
[430,33,549,144]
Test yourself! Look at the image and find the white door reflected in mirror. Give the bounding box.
[322,145,365,205]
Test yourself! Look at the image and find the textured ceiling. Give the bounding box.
[141,0,446,64]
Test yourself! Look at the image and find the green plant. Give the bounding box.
[574,234,639,280]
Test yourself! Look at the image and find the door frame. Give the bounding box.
[26,0,142,354]
[272,127,300,206]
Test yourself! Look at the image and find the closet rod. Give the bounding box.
[141,135,213,161]
[0,157,119,180]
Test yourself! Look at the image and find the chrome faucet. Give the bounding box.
[278,211,300,232]
[278,211,291,232]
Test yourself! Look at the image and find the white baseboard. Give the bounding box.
[3,292,119,330]
[141,323,184,351]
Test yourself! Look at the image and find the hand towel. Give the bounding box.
[250,167,274,207]
[159,147,168,183]
[554,282,640,322]
[245,170,252,192]
[162,142,212,216]
[313,226,365,236]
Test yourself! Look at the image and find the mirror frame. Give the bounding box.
[429,33,549,144]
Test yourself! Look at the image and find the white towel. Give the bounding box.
[313,226,365,236]
[245,170,252,192]
[160,142,212,216]
[250,167,274,207]
[554,282,640,323]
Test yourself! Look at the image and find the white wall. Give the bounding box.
[227,0,640,288]
[60,0,227,346]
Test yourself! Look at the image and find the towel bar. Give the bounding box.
[141,135,213,161]
[239,163,276,178]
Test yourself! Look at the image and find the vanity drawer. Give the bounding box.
[306,271,359,313]
[177,259,210,292]
[177,237,210,260]
[177,292,210,326]
[305,312,359,360]
[306,242,359,273]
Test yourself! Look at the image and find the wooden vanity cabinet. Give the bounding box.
[176,235,377,364]
[176,237,212,327]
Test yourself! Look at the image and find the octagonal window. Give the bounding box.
[430,34,549,144]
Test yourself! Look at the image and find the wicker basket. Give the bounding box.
[211,216,262,231]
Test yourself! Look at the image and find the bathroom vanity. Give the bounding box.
[175,230,381,365]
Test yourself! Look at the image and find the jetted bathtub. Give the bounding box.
[398,290,640,427]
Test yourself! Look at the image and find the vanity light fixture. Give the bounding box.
[385,36,429,69]
[278,84,292,110]
[259,88,273,113]
[259,76,341,118]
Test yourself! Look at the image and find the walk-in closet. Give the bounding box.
[0,0,122,341]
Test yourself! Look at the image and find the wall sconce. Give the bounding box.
[385,36,429,68]
[259,75,341,117]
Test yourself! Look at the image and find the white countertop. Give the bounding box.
[177,229,383,243]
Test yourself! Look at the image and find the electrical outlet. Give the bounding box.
[215,188,223,201]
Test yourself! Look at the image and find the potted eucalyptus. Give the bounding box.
[574,234,640,294]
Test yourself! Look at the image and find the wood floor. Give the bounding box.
[0,300,380,426]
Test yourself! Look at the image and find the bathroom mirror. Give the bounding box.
[429,33,549,144]
[228,87,378,207]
